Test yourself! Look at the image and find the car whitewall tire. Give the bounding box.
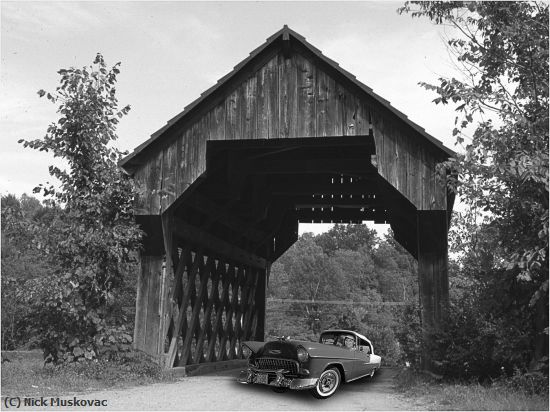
[310,367,341,399]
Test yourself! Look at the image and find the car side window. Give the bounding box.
[320,333,337,345]
[358,338,372,354]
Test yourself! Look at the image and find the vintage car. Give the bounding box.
[237,329,382,399]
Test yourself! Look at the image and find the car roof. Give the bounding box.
[321,329,372,345]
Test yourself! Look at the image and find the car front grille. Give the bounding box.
[254,357,299,374]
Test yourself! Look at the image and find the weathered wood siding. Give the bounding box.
[134,52,447,215]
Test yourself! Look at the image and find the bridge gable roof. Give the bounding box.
[120,25,454,171]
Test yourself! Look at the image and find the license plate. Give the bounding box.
[255,373,268,385]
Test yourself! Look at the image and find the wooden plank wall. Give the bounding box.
[135,52,447,214]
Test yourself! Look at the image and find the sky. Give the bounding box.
[1,1,464,235]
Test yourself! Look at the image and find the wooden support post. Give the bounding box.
[417,210,449,372]
[159,211,178,361]
[133,255,147,351]
[254,264,269,341]
[133,255,164,357]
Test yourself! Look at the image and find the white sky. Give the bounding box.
[1,1,464,235]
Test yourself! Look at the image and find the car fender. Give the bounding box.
[307,356,355,382]
[370,354,382,368]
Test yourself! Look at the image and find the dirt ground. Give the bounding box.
[12,367,419,411]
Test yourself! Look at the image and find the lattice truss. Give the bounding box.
[161,243,264,368]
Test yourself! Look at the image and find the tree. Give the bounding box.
[1,194,60,349]
[331,248,376,295]
[315,224,377,255]
[19,54,142,362]
[400,0,548,286]
[399,1,548,369]
[283,234,348,302]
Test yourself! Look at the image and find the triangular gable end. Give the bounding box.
[120,25,455,215]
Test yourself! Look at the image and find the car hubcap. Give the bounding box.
[319,371,337,393]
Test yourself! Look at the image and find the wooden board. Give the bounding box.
[161,143,177,211]
[133,257,148,351]
[141,256,163,357]
[296,54,316,137]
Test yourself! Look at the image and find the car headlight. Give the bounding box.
[297,346,309,362]
[242,344,252,358]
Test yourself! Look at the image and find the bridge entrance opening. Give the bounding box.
[131,135,449,372]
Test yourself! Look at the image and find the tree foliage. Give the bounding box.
[400,1,548,294]
[399,1,549,375]
[1,195,59,349]
[266,225,417,365]
[18,54,142,362]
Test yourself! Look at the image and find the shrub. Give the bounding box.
[19,54,142,364]
[501,367,549,396]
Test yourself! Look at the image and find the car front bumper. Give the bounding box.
[237,368,318,390]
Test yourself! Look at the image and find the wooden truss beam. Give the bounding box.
[182,192,268,243]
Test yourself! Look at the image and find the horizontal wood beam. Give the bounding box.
[267,298,411,306]
[296,208,388,223]
[233,158,377,176]
[199,173,380,199]
[283,194,383,209]
[269,177,378,196]
[207,135,375,155]
[173,217,267,269]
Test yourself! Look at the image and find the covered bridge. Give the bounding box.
[120,26,455,371]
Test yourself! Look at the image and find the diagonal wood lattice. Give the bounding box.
[151,222,266,368]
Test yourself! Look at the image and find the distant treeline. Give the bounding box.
[265,224,418,366]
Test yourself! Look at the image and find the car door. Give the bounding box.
[354,337,374,377]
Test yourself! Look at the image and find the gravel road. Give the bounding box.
[14,367,415,410]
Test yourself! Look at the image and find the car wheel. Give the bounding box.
[310,367,341,399]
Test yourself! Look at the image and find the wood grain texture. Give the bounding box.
[134,49,448,214]
[143,256,163,357]
[244,75,257,140]
[296,54,316,137]
[133,257,148,351]
[417,210,449,370]
[161,143,177,211]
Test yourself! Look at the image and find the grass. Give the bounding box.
[395,368,549,411]
[1,353,176,397]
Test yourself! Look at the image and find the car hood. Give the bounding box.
[243,339,357,360]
